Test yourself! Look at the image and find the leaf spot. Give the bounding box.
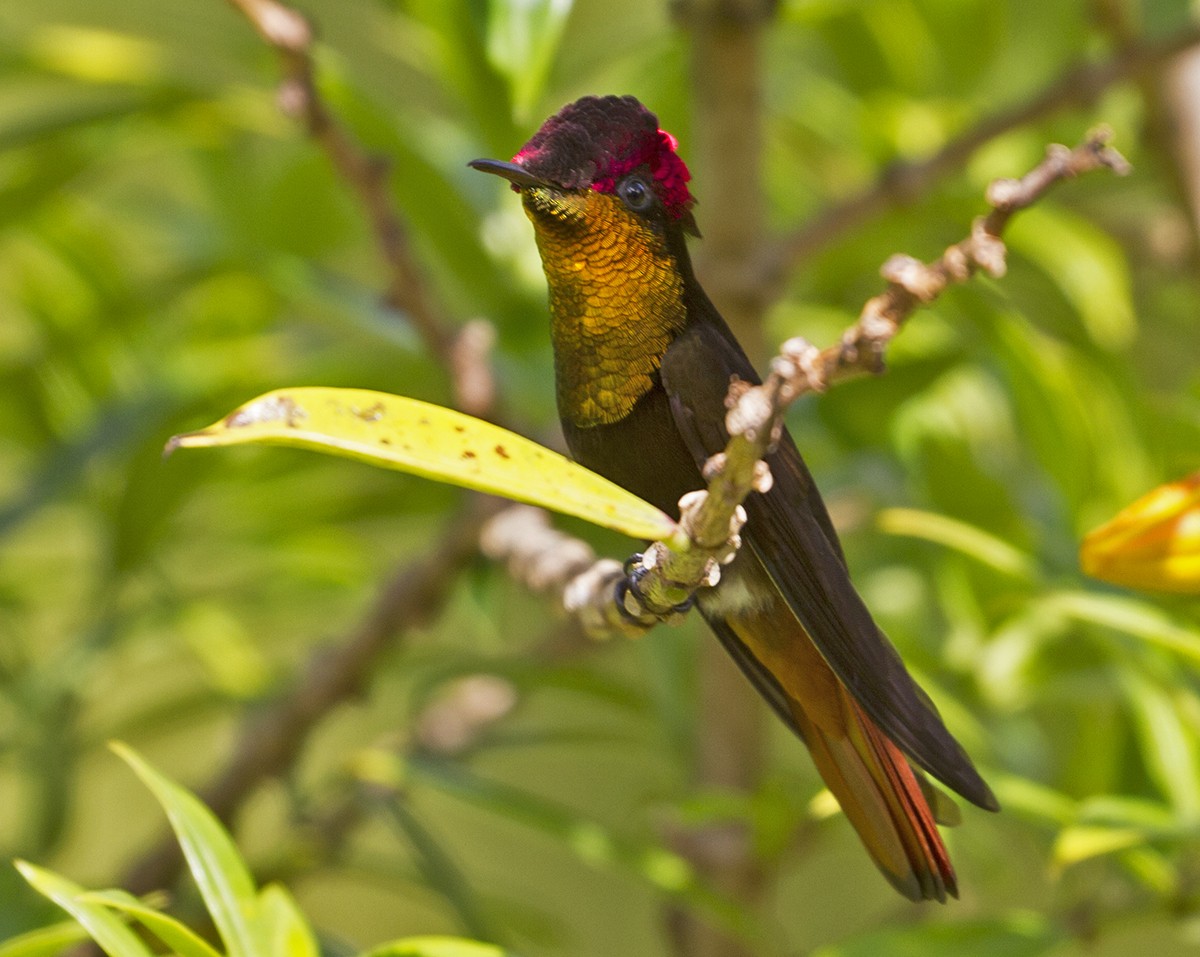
[494,444,510,459]
[462,450,477,459]
[226,394,305,429]
[354,402,385,422]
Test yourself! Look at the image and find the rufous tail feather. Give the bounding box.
[791,692,956,901]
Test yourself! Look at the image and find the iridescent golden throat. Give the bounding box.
[522,188,687,428]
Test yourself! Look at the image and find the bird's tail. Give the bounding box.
[707,611,958,901]
[790,690,956,901]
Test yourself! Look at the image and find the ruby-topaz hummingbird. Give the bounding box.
[472,95,996,901]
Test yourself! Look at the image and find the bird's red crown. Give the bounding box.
[513,95,694,221]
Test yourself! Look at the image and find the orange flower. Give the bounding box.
[1081,472,1200,594]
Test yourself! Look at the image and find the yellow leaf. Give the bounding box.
[1081,472,1200,594]
[167,388,675,541]
[1052,825,1145,868]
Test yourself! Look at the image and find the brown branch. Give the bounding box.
[675,0,778,357]
[765,24,1199,285]
[480,505,643,634]
[121,497,502,895]
[251,674,519,891]
[673,2,774,949]
[225,0,495,417]
[781,129,1131,395]
[119,0,514,899]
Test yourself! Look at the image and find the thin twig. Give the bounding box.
[121,498,502,895]
[225,0,496,416]
[783,129,1131,395]
[118,0,512,899]
[765,25,1197,284]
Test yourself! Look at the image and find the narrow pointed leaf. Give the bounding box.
[109,743,259,957]
[384,800,493,940]
[487,0,574,120]
[361,937,515,957]
[814,912,1064,957]
[77,891,223,957]
[1119,672,1200,816]
[258,885,320,957]
[0,920,89,957]
[1049,591,1200,666]
[1053,825,1145,867]
[878,507,1039,580]
[403,757,752,939]
[168,388,674,540]
[13,863,154,957]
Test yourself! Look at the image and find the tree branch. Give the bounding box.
[121,497,502,896]
[119,0,514,902]
[765,25,1197,283]
[225,0,495,416]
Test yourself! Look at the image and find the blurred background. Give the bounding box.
[2,0,1200,954]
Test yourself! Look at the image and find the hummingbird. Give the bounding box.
[471,95,997,901]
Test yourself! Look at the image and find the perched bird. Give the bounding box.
[471,95,997,901]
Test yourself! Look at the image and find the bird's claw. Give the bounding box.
[616,554,697,624]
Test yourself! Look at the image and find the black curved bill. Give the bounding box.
[468,158,549,189]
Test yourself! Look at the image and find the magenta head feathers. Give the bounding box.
[511,95,695,223]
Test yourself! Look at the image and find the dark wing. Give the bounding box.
[659,319,997,811]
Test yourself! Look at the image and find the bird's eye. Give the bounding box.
[617,176,655,212]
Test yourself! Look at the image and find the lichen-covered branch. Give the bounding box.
[503,131,1129,640]
[773,129,1131,396]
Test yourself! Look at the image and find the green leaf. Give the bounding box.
[1049,591,1200,667]
[987,315,1151,520]
[1053,825,1146,867]
[877,507,1039,580]
[1006,205,1137,350]
[13,862,155,957]
[1120,846,1177,895]
[404,757,753,940]
[813,912,1065,957]
[168,388,675,540]
[258,885,320,957]
[988,774,1077,827]
[77,891,223,957]
[361,936,515,957]
[0,84,189,153]
[0,920,89,957]
[409,758,694,894]
[110,743,260,957]
[486,0,574,121]
[1118,672,1200,816]
[383,800,493,941]
[404,0,516,153]
[1075,794,1178,830]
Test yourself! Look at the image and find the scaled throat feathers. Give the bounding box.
[506,94,697,429]
[522,188,688,429]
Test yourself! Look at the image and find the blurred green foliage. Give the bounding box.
[7,745,516,957]
[1,0,1200,955]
